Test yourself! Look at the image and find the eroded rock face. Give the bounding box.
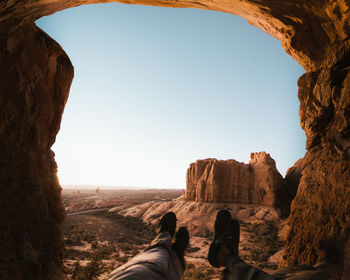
[281,63,350,268]
[0,24,73,279]
[185,158,255,203]
[185,152,288,208]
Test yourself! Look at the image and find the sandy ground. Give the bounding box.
[62,189,333,280]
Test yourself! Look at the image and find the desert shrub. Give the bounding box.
[97,244,115,258]
[197,228,213,239]
[206,268,214,275]
[65,238,73,245]
[69,253,106,280]
[93,210,156,244]
[66,233,83,246]
[118,254,130,264]
[113,251,120,260]
[63,223,87,247]
[131,248,139,257]
[119,242,131,252]
[244,222,283,269]
[83,233,97,243]
[184,266,211,280]
[65,249,90,259]
[106,260,117,274]
[70,260,81,279]
[91,241,98,249]
[83,253,105,280]
[116,235,125,243]
[187,246,200,253]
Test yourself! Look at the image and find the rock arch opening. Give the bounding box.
[0,1,349,279]
[36,3,305,190]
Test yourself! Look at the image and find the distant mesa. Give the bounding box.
[185,152,300,214]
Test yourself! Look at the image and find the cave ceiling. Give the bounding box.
[1,0,350,71]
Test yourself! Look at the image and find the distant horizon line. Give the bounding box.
[61,184,184,190]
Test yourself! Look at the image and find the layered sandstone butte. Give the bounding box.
[0,0,350,278]
[185,152,290,210]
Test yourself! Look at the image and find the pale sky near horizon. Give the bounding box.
[36,3,306,189]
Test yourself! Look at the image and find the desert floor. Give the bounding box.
[61,189,283,280]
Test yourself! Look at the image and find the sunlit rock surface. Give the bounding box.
[0,0,350,278]
[185,152,289,209]
[281,65,350,268]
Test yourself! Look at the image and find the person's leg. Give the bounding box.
[208,210,280,280]
[107,212,188,280]
[172,226,190,270]
[221,255,277,280]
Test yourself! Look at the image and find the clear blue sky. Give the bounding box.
[36,3,306,189]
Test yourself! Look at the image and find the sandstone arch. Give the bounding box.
[0,1,349,279]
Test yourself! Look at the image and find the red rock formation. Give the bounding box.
[0,24,73,279]
[280,64,350,268]
[185,152,286,208]
[0,0,350,278]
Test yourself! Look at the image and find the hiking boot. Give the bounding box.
[157,212,177,237]
[208,210,240,267]
[172,226,189,270]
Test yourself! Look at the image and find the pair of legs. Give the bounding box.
[107,212,189,280]
[107,210,278,280]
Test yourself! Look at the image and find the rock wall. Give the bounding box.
[0,24,73,279]
[185,152,290,210]
[281,61,350,269]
